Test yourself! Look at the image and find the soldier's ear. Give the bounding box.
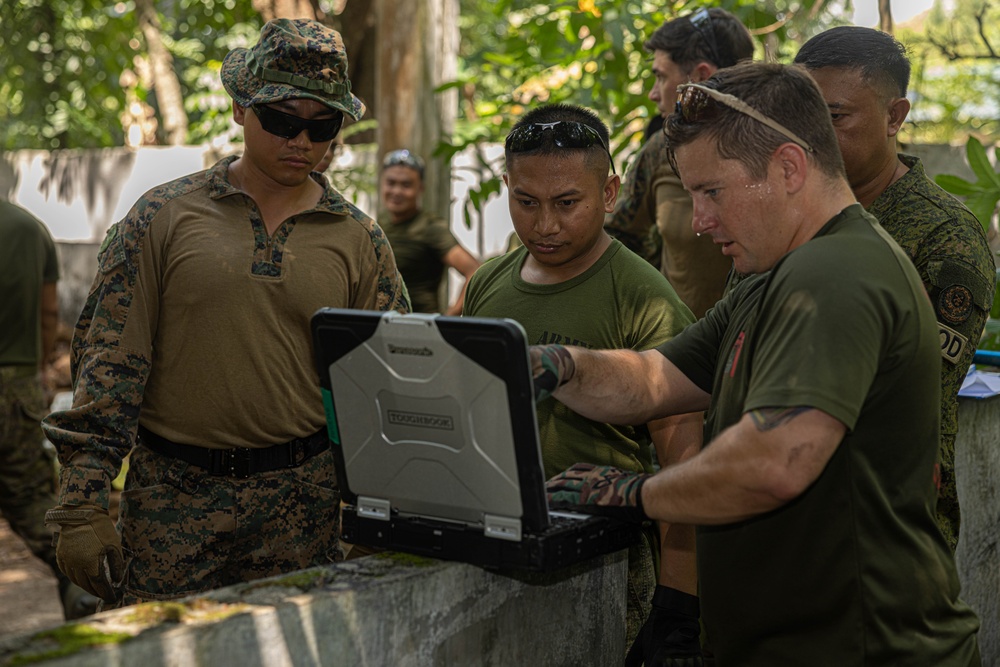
[689,61,716,84]
[887,97,910,137]
[233,102,248,126]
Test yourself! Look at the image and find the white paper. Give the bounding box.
[959,367,1000,399]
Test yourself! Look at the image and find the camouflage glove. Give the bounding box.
[625,586,703,667]
[45,505,124,603]
[546,462,650,523]
[529,344,575,402]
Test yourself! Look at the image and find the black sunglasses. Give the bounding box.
[688,8,722,65]
[382,149,425,176]
[251,104,343,142]
[505,121,616,174]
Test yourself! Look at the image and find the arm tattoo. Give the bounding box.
[749,407,812,432]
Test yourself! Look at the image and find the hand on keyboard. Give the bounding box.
[545,462,650,523]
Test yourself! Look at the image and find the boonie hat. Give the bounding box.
[221,18,365,120]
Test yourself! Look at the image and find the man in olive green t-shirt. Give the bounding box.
[0,200,97,619]
[541,64,980,665]
[465,103,701,660]
[379,149,480,314]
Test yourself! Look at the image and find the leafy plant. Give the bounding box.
[934,136,1000,232]
[441,0,849,232]
[0,0,260,150]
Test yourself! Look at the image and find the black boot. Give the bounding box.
[57,576,100,620]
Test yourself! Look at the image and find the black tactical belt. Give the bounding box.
[137,425,329,478]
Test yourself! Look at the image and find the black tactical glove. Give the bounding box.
[625,586,703,667]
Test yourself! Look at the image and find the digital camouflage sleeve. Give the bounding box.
[870,155,996,550]
[604,131,667,266]
[43,164,409,512]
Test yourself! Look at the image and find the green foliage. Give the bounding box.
[0,1,136,149]
[327,141,379,212]
[165,4,262,145]
[934,136,1000,232]
[443,0,846,229]
[897,0,1000,143]
[0,0,261,150]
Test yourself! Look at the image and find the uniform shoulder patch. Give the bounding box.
[938,284,974,324]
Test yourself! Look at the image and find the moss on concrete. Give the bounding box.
[121,598,248,626]
[8,625,132,666]
[246,569,328,592]
[374,551,438,568]
[123,601,189,625]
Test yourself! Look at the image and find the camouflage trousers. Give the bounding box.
[625,527,657,649]
[0,366,59,572]
[113,443,341,609]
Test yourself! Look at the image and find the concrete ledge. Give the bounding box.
[955,394,1000,665]
[0,550,627,667]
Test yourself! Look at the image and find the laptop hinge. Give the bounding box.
[484,514,522,542]
[358,496,391,521]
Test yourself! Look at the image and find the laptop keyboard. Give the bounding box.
[547,510,594,531]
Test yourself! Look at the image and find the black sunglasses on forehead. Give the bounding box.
[505,121,616,174]
[251,104,344,142]
[688,8,722,65]
[382,149,425,175]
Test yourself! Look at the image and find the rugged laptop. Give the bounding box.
[310,308,639,571]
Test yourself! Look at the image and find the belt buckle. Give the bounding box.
[227,448,254,478]
[210,448,254,478]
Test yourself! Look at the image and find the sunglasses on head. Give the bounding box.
[688,8,722,65]
[505,121,616,174]
[674,83,815,154]
[382,149,425,176]
[251,104,343,142]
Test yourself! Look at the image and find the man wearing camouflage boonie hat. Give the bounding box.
[43,18,409,609]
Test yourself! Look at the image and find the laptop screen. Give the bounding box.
[311,309,550,533]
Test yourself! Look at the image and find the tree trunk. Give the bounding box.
[251,0,322,21]
[336,0,377,144]
[135,0,188,145]
[375,0,458,220]
[878,0,894,33]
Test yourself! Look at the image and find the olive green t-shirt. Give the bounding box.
[659,205,980,665]
[0,201,60,366]
[382,209,459,313]
[465,240,694,479]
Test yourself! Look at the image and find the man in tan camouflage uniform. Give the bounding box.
[605,8,753,318]
[0,200,98,619]
[795,27,996,550]
[43,19,409,609]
